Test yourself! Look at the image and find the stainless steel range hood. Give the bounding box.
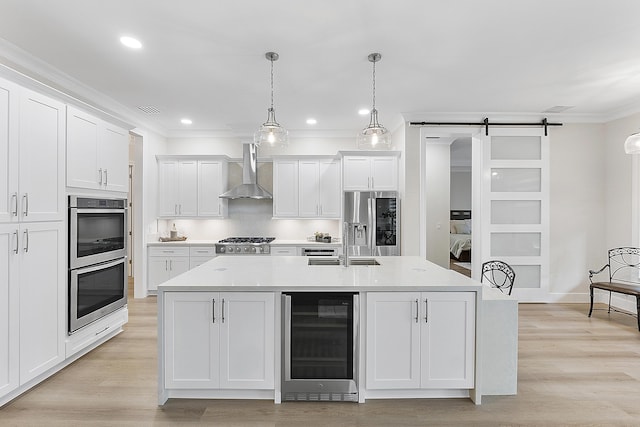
[219,143,272,199]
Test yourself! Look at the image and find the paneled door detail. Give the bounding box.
[479,129,549,301]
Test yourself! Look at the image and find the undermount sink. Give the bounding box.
[307,258,380,266]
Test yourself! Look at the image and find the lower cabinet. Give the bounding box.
[0,222,65,401]
[164,292,275,390]
[366,291,475,390]
[147,247,190,291]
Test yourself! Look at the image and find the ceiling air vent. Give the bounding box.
[137,105,161,115]
[542,105,574,113]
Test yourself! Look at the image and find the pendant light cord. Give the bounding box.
[371,58,376,111]
[270,56,275,110]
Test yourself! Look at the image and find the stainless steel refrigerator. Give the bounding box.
[344,191,400,256]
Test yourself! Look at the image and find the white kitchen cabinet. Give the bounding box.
[270,246,298,256]
[0,83,65,224]
[366,291,475,390]
[189,246,216,269]
[18,222,65,385]
[158,160,198,217]
[298,159,341,218]
[197,160,228,217]
[272,160,299,217]
[274,158,341,218]
[66,107,128,193]
[343,155,398,191]
[164,292,275,390]
[0,225,19,399]
[147,247,190,291]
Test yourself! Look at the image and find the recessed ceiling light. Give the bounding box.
[181,118,193,125]
[358,109,369,115]
[120,36,142,49]
[306,118,317,125]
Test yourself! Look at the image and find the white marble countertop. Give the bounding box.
[157,255,483,293]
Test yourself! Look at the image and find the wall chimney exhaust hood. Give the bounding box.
[219,143,272,199]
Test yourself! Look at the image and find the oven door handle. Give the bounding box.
[74,208,127,214]
[72,257,126,275]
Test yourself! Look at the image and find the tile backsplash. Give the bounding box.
[154,199,339,241]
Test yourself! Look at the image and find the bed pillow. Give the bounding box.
[450,220,467,234]
[456,222,471,234]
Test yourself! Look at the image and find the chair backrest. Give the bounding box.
[480,260,516,295]
[607,247,640,284]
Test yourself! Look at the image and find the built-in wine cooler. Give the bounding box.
[282,292,359,402]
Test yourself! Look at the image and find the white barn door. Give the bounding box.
[477,128,550,302]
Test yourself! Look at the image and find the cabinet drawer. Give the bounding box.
[271,246,298,256]
[189,246,216,257]
[148,246,190,257]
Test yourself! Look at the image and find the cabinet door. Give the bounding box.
[343,156,371,191]
[0,225,18,398]
[298,160,319,217]
[66,107,99,190]
[219,292,275,389]
[371,157,398,191]
[420,292,475,389]
[147,257,172,291]
[19,222,64,384]
[198,160,224,217]
[158,161,179,216]
[18,90,65,222]
[100,124,129,193]
[273,160,299,217]
[164,292,220,389]
[178,161,198,216]
[366,292,421,389]
[0,79,19,225]
[169,256,190,278]
[318,160,341,217]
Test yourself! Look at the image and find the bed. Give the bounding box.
[450,210,471,262]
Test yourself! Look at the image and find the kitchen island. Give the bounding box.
[157,255,517,405]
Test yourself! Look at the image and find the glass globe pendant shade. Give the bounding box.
[254,107,288,147]
[357,108,392,149]
[624,132,640,154]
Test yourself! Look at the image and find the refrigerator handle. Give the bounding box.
[282,294,292,381]
[368,196,375,253]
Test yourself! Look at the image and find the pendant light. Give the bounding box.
[624,132,640,154]
[254,52,288,148]
[357,52,391,150]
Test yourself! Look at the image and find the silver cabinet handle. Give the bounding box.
[11,193,18,217]
[424,298,429,323]
[218,205,221,215]
[13,230,18,254]
[222,298,225,323]
[95,326,109,336]
[165,260,168,270]
[368,177,371,189]
[212,299,216,323]
[169,260,173,271]
[415,298,419,323]
[23,229,29,253]
[174,204,178,215]
[104,169,108,186]
[98,168,103,185]
[22,193,28,217]
[371,177,375,189]
[179,204,182,215]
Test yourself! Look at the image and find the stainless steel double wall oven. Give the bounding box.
[68,196,128,333]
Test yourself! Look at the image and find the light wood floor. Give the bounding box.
[2,285,640,426]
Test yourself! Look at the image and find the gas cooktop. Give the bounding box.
[215,237,275,255]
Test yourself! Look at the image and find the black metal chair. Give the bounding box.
[480,260,516,295]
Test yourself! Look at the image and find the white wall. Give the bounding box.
[450,171,471,210]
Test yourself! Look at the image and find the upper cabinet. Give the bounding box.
[157,156,228,218]
[342,153,399,191]
[66,106,128,193]
[0,77,65,224]
[273,158,341,219]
